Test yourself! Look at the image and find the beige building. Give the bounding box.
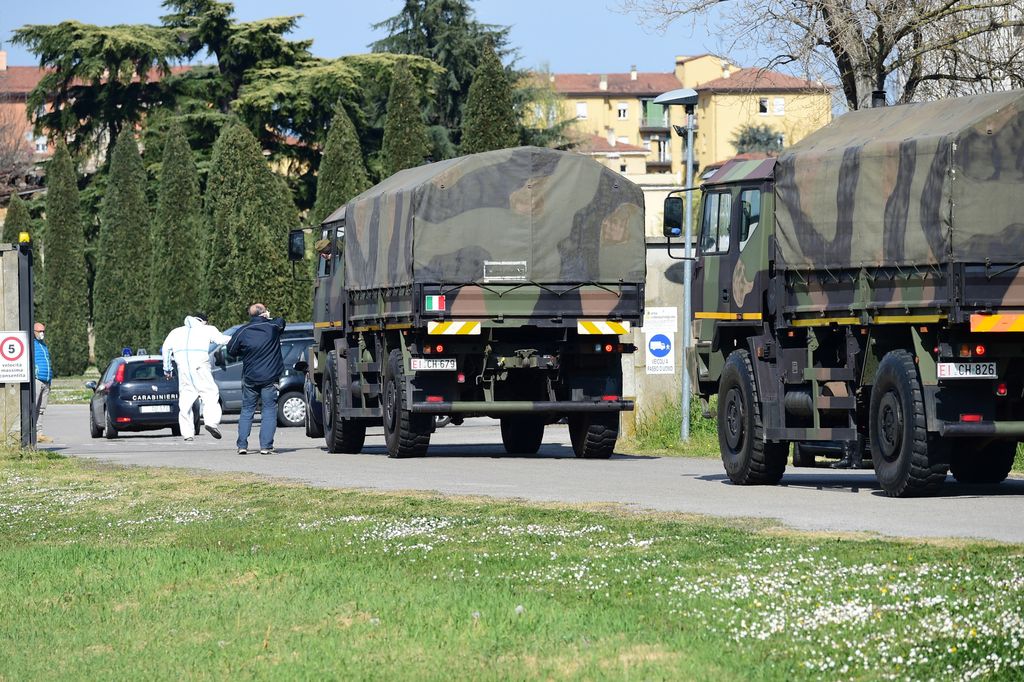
[553,55,832,180]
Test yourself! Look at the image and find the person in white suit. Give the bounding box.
[161,313,232,441]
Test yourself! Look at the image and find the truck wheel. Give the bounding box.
[500,416,545,455]
[792,443,815,467]
[568,414,617,459]
[324,357,365,454]
[869,350,948,497]
[718,350,787,484]
[277,391,306,428]
[950,440,1016,484]
[383,349,431,458]
[104,410,118,439]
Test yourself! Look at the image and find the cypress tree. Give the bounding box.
[1,194,44,320]
[311,107,370,225]
[2,194,31,243]
[94,129,152,363]
[460,43,519,154]
[204,123,305,325]
[150,123,202,347]
[382,62,430,176]
[42,141,89,374]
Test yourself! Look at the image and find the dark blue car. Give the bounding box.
[87,355,198,438]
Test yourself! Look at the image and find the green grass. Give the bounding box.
[51,368,100,405]
[2,452,1023,680]
[628,398,1024,472]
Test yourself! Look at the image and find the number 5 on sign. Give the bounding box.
[0,331,31,383]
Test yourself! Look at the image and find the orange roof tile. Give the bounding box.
[697,68,829,93]
[578,134,648,155]
[0,66,47,97]
[553,72,681,96]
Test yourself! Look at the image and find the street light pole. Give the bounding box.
[654,88,699,441]
[681,103,695,441]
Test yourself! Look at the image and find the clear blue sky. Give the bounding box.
[1,0,756,74]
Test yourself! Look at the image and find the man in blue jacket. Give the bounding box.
[226,303,285,455]
[32,322,53,426]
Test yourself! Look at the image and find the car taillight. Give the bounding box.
[116,416,132,423]
[113,364,125,383]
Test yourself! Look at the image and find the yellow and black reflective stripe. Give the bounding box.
[428,321,481,335]
[971,313,1024,332]
[693,312,763,321]
[577,321,631,335]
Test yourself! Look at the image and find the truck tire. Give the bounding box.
[869,350,948,497]
[950,440,1016,484]
[383,349,431,458]
[792,443,815,467]
[718,350,787,485]
[500,416,545,455]
[568,414,617,459]
[324,355,365,454]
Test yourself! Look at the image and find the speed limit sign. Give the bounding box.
[0,331,31,383]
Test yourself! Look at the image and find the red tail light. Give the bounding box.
[425,395,444,403]
[996,383,1008,397]
[435,344,444,353]
[457,373,466,384]
[975,344,986,357]
[603,343,614,353]
[116,416,132,423]
[601,395,620,401]
[113,363,125,383]
[960,413,983,423]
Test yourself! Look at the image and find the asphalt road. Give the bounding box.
[40,404,1024,543]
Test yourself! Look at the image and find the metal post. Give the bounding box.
[18,241,35,448]
[680,104,695,441]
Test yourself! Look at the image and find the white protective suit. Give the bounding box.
[162,316,232,438]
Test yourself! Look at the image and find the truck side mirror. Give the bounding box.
[663,195,683,237]
[288,229,305,262]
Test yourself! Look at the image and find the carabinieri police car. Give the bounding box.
[87,354,198,438]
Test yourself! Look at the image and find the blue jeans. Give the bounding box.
[237,382,279,449]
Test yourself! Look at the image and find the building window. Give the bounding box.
[576,102,588,119]
[34,137,48,153]
[620,163,627,172]
[617,102,629,120]
[774,97,785,115]
[758,98,769,115]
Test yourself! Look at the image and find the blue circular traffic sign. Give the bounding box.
[648,333,672,358]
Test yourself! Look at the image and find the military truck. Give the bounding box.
[664,90,1024,497]
[289,146,644,458]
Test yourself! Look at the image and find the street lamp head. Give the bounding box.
[654,88,698,107]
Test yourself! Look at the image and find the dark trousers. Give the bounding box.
[237,381,278,449]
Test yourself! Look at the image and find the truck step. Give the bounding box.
[765,427,857,441]
[803,367,854,381]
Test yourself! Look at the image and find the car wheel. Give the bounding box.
[277,391,306,428]
[89,408,103,438]
[870,350,948,497]
[104,409,118,439]
[717,350,787,484]
[500,416,545,455]
[950,439,1016,484]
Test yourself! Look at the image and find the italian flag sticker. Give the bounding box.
[425,295,446,312]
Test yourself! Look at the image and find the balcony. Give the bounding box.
[639,116,670,133]
[646,158,673,173]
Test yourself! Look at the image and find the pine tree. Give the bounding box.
[203,123,306,326]
[2,194,30,243]
[460,43,518,154]
[382,62,430,176]
[150,123,203,347]
[93,129,153,363]
[311,107,370,225]
[42,141,89,374]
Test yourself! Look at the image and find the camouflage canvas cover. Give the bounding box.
[340,146,646,291]
[775,89,1024,269]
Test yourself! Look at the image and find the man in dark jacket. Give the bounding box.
[226,303,286,454]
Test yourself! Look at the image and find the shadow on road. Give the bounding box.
[303,443,659,460]
[693,471,1024,497]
